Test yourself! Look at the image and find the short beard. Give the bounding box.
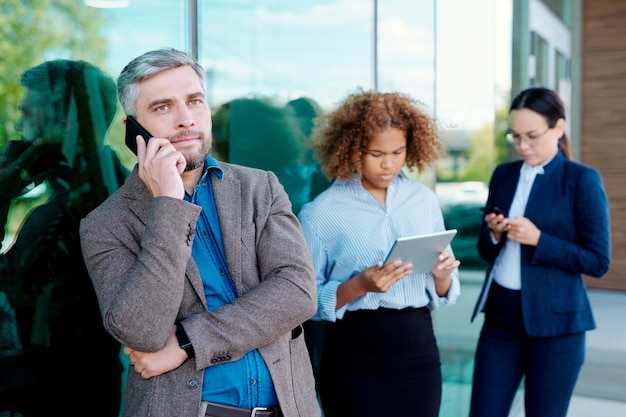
[184,155,206,171]
[169,130,212,172]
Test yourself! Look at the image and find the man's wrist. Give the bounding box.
[175,323,195,358]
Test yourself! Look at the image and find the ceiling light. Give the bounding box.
[84,0,130,8]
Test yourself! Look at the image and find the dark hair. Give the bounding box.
[20,60,118,127]
[313,89,443,180]
[285,97,324,164]
[211,97,302,172]
[509,87,572,159]
[16,60,121,190]
[286,96,323,138]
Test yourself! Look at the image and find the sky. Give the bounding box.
[98,0,512,131]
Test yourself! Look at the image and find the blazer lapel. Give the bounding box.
[122,169,152,224]
[122,168,208,305]
[211,169,243,293]
[498,161,523,215]
[524,152,564,220]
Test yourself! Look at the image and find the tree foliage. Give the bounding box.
[0,0,110,147]
[436,100,515,183]
[458,124,496,183]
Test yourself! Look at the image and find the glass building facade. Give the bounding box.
[0,1,581,415]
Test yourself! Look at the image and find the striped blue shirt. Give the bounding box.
[298,171,460,322]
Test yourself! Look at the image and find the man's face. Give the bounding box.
[133,65,212,171]
[15,89,48,142]
[12,88,65,177]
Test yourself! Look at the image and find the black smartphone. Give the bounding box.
[480,206,507,216]
[125,115,153,155]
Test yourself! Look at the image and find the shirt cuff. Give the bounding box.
[317,280,343,322]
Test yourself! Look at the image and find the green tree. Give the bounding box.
[494,101,513,165]
[438,100,514,183]
[457,124,495,182]
[0,0,110,147]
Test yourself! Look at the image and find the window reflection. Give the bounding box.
[200,1,374,108]
[212,95,330,215]
[0,1,537,416]
[0,60,127,417]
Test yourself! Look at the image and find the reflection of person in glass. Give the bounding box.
[212,97,309,213]
[469,87,611,417]
[285,97,332,207]
[0,60,126,416]
[284,96,330,389]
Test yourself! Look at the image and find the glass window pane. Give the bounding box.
[200,1,374,214]
[0,4,142,413]
[98,0,187,72]
[531,31,550,86]
[200,1,374,109]
[0,3,188,413]
[377,1,435,107]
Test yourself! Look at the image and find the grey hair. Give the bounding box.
[117,48,206,117]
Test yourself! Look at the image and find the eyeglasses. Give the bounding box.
[505,127,550,147]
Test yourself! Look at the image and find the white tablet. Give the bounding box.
[383,229,458,273]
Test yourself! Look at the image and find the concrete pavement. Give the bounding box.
[435,270,626,417]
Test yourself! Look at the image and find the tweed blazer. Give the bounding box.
[80,162,320,417]
[470,151,611,337]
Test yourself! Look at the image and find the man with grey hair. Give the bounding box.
[80,48,320,417]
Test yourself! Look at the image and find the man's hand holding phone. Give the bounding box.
[125,115,152,155]
[126,116,186,199]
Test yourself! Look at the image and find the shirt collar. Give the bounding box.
[202,154,225,181]
[520,158,552,180]
[342,169,409,186]
[185,155,224,201]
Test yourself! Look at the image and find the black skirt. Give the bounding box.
[319,307,442,417]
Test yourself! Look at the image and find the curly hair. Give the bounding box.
[313,89,443,180]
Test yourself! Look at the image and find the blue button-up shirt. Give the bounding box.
[185,155,278,408]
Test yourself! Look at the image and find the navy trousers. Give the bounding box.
[469,282,585,417]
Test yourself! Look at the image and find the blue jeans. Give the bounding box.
[469,282,585,417]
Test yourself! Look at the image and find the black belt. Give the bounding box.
[204,402,280,417]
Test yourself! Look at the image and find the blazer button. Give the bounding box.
[187,223,196,246]
[187,378,199,389]
[210,352,231,363]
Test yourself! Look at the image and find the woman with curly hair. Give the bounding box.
[298,90,461,417]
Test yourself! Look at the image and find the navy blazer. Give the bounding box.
[471,151,611,337]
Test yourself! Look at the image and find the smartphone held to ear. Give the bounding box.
[125,116,153,155]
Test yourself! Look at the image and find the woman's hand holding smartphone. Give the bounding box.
[480,206,507,217]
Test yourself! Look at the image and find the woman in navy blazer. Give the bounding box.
[469,87,611,417]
